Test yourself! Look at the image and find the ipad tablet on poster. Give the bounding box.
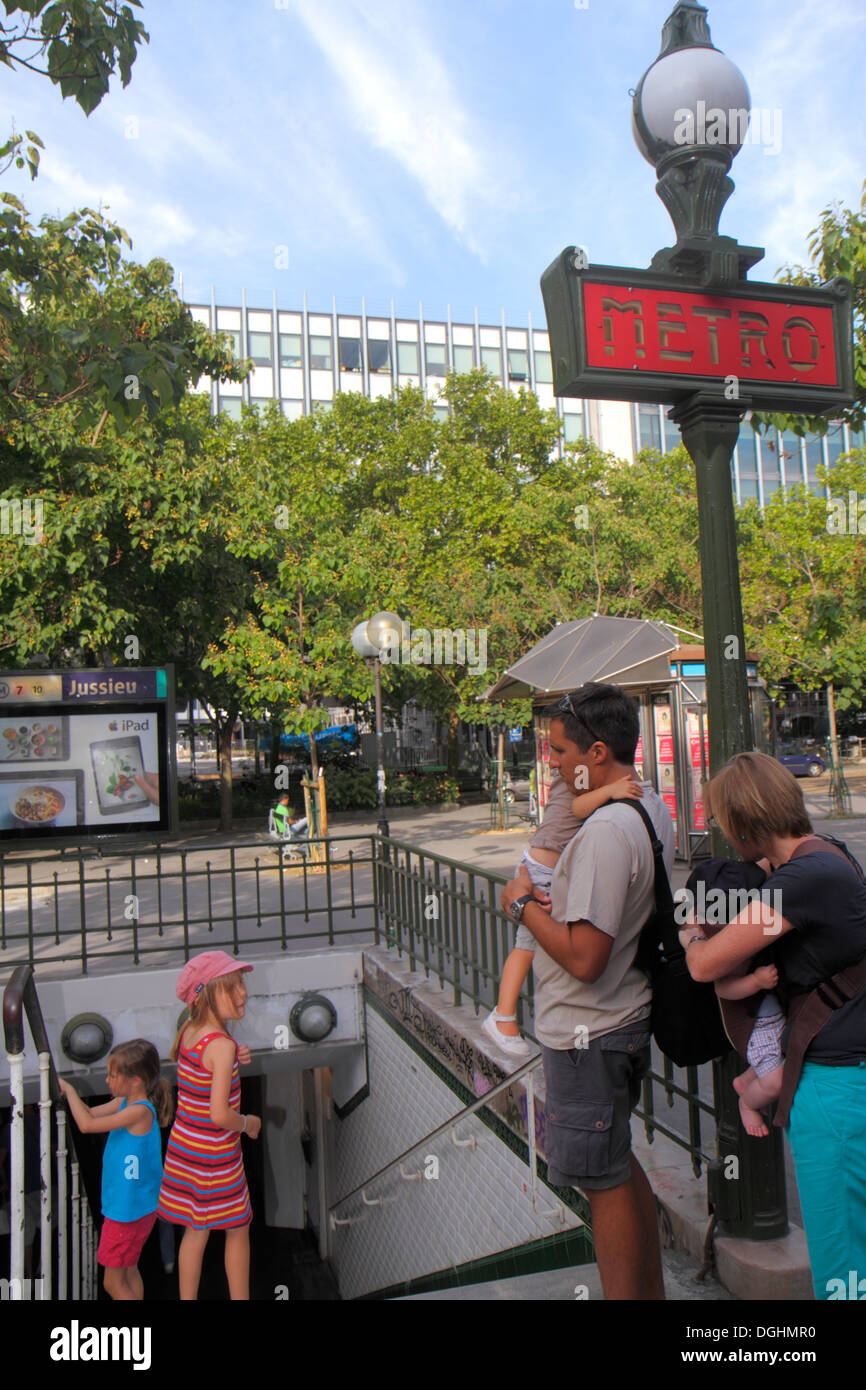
[90,736,150,814]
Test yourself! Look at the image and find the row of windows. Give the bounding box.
[212,322,551,384]
[635,404,865,501]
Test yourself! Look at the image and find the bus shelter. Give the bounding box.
[486,616,771,863]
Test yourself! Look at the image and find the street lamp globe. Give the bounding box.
[366,610,404,656]
[632,45,750,166]
[631,1,761,284]
[350,620,378,659]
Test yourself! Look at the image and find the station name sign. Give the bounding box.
[0,669,169,704]
[541,254,855,413]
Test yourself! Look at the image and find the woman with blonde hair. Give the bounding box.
[678,751,866,1300]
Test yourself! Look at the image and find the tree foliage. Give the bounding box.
[756,180,866,438]
[0,1,148,115]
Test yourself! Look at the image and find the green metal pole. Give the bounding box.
[669,389,788,1241]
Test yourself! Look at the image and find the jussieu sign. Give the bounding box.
[541,254,855,412]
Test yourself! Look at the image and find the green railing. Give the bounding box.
[1,830,716,1177]
[374,837,718,1175]
[0,833,379,974]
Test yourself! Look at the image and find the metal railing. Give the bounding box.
[0,832,379,974]
[374,838,717,1173]
[1,830,716,1176]
[3,965,99,1299]
[328,1052,572,1234]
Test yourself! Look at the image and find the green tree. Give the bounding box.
[738,451,866,774]
[1,0,148,175]
[1,1,147,114]
[755,180,866,438]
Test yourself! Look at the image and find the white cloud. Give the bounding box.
[35,153,198,250]
[288,0,513,258]
[736,0,866,270]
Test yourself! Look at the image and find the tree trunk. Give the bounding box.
[219,717,234,832]
[826,676,841,768]
[447,709,460,777]
[309,717,320,783]
[269,716,282,778]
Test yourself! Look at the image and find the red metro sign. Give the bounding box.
[541,255,855,413]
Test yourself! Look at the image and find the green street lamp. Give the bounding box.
[631,0,784,1243]
[541,0,853,1248]
[631,0,756,779]
[632,0,763,287]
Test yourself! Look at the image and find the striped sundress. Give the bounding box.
[157,1030,252,1229]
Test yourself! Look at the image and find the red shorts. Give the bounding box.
[97,1211,157,1268]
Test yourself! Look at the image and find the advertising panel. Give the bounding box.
[0,669,176,844]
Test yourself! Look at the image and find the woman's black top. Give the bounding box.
[766,850,866,1063]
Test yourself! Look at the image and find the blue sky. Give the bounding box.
[3,0,865,323]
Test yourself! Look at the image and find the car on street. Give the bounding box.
[776,750,827,778]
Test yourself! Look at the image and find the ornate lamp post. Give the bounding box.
[540,0,860,1244]
[631,1,758,781]
[351,610,403,839]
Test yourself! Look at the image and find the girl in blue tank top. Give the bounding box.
[60,1039,173,1300]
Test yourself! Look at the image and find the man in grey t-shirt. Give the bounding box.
[501,682,674,1301]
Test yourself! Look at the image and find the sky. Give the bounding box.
[2,0,865,324]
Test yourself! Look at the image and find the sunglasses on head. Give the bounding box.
[556,694,604,747]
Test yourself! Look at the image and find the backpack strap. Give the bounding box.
[774,836,866,1126]
[617,800,679,959]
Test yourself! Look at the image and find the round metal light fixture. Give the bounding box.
[365,611,404,657]
[350,620,378,659]
[60,1013,114,1064]
[289,993,337,1043]
[632,1,750,169]
[633,47,750,165]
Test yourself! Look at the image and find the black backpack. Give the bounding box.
[624,801,733,1068]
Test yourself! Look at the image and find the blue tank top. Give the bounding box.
[101,1099,163,1222]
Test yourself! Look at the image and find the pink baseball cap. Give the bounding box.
[176,950,253,1006]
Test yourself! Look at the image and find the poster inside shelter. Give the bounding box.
[0,709,162,832]
[0,669,174,840]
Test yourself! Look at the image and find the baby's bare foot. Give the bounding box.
[738,1095,768,1138]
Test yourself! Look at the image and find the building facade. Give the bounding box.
[188,292,865,506]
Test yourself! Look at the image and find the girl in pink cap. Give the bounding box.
[157,951,260,1300]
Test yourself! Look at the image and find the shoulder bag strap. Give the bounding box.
[618,800,679,955]
[774,838,866,1125]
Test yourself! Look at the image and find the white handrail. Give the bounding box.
[71,1164,81,1298]
[525,1070,565,1223]
[8,1051,25,1293]
[38,1052,52,1299]
[56,1108,68,1300]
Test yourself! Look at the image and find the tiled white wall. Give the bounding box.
[328,1006,583,1299]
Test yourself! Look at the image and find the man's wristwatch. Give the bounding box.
[508,893,535,924]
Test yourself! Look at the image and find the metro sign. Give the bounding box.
[541,253,855,413]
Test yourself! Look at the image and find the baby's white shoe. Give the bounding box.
[482,1008,531,1056]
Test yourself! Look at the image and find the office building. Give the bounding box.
[187,292,864,505]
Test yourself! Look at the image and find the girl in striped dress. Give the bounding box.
[157,951,260,1300]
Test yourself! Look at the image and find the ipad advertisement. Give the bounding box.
[0,669,177,843]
